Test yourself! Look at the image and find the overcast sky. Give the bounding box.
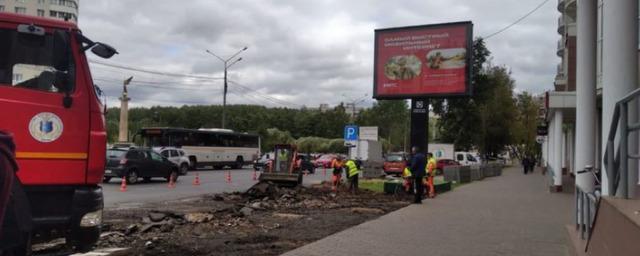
[79,0,558,109]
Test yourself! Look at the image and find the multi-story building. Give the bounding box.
[0,0,79,23]
[545,0,640,254]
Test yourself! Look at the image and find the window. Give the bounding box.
[160,150,170,158]
[15,0,26,3]
[37,9,44,16]
[0,29,76,93]
[12,73,22,84]
[38,0,45,4]
[150,152,163,162]
[126,151,145,160]
[456,154,464,161]
[0,6,4,12]
[178,150,185,156]
[170,150,179,158]
[14,7,26,14]
[467,154,477,162]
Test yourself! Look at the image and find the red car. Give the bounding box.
[383,153,408,175]
[315,154,337,168]
[436,159,461,174]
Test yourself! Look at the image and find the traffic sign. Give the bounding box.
[344,125,359,141]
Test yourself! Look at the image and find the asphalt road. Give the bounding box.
[102,166,332,208]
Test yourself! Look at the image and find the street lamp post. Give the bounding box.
[206,46,248,129]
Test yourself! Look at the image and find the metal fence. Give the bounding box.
[575,185,600,247]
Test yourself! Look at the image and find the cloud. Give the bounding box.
[80,0,558,108]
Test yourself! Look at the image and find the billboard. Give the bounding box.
[373,21,473,99]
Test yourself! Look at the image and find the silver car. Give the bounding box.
[155,147,191,175]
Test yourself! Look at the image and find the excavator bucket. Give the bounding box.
[259,144,302,186]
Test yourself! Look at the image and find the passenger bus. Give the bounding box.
[139,127,260,169]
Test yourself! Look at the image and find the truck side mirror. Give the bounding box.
[91,43,118,59]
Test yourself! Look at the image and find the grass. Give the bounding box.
[359,177,454,193]
[359,179,386,193]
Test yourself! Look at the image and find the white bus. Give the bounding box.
[139,127,260,169]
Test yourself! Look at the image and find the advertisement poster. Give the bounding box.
[373,22,473,99]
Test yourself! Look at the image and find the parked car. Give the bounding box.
[315,154,337,168]
[455,151,481,166]
[383,153,408,175]
[154,147,191,175]
[436,158,461,175]
[253,153,273,171]
[104,148,180,184]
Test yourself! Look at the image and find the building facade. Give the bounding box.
[0,0,79,23]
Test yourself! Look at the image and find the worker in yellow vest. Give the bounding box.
[426,152,437,198]
[344,159,360,194]
[402,165,413,194]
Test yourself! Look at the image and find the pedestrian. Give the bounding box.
[522,156,530,174]
[410,146,426,204]
[426,152,436,198]
[527,156,537,173]
[344,158,360,194]
[330,156,344,191]
[402,161,414,194]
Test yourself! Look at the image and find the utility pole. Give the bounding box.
[118,76,133,142]
[205,47,248,129]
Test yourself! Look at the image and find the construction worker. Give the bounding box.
[277,149,289,171]
[344,158,360,194]
[402,163,414,194]
[330,156,344,191]
[426,152,436,198]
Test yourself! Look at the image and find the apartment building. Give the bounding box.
[0,0,79,23]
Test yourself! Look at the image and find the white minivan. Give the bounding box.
[455,152,481,166]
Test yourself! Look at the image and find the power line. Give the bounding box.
[89,59,223,80]
[93,77,221,91]
[482,0,550,40]
[228,80,302,108]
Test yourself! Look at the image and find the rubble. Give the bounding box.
[92,183,409,256]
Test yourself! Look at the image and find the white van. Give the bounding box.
[455,152,481,166]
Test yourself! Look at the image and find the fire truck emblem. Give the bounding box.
[29,112,64,143]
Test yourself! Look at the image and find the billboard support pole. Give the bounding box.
[410,98,429,154]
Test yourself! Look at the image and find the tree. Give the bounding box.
[432,38,519,157]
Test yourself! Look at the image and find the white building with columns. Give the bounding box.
[544,0,640,197]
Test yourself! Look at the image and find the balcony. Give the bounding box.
[557,39,565,57]
[557,0,565,12]
[557,16,565,35]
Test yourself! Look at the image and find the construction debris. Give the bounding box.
[90,183,408,256]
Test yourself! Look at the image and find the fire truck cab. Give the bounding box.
[0,13,116,249]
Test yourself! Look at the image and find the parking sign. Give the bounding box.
[344,125,359,141]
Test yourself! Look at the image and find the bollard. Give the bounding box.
[226,170,232,184]
[252,169,258,181]
[193,172,201,186]
[120,177,127,192]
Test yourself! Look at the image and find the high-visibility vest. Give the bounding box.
[403,167,412,178]
[345,160,359,178]
[426,157,436,175]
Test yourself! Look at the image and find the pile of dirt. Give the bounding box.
[94,182,408,256]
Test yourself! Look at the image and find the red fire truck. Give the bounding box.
[0,13,117,250]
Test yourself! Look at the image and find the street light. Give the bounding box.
[206,46,248,129]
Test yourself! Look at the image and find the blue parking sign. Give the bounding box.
[344,125,359,141]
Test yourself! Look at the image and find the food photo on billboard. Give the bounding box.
[373,21,473,99]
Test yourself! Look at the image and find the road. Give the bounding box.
[102,167,332,208]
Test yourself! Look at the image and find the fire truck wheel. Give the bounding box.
[126,170,138,184]
[67,227,99,253]
[102,176,111,183]
[234,157,244,169]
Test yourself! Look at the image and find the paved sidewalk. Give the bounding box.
[283,166,573,256]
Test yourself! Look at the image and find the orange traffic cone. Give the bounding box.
[252,170,258,181]
[193,172,201,186]
[120,177,127,192]
[168,175,176,189]
[226,171,232,184]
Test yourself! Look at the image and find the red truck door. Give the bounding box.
[0,25,90,184]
